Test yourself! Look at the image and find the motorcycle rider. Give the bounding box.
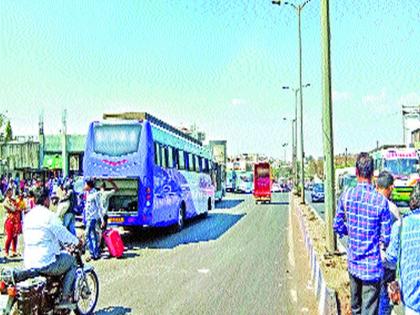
[22,188,82,310]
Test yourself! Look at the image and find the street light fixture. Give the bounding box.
[282,116,297,185]
[282,83,310,192]
[273,0,313,204]
[282,142,289,164]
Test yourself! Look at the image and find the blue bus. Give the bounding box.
[83,112,215,231]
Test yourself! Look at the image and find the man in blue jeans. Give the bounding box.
[334,153,392,315]
[84,180,104,260]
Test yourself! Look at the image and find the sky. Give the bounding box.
[1,0,419,159]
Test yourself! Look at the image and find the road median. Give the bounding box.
[290,194,351,315]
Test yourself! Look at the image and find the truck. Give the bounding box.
[253,162,271,204]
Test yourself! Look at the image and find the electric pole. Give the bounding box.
[321,0,336,252]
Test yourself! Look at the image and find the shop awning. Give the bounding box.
[43,155,63,169]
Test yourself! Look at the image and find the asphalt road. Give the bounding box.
[85,192,317,315]
[1,193,318,314]
[304,191,325,220]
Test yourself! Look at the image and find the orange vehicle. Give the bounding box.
[253,162,271,204]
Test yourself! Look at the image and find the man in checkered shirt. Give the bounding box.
[334,152,392,315]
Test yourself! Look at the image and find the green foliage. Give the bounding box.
[306,158,324,180]
[5,120,12,142]
[271,165,292,182]
[271,167,280,180]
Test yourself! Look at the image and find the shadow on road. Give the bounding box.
[267,201,289,205]
[120,252,140,260]
[95,306,132,314]
[215,199,244,209]
[123,212,246,250]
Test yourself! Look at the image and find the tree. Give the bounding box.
[5,120,12,142]
[0,112,5,140]
[306,158,324,180]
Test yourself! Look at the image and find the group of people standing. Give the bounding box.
[334,152,420,315]
[1,174,77,259]
[1,173,118,262]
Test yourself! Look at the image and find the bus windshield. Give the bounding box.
[384,158,418,176]
[93,124,142,157]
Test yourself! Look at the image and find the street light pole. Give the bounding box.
[345,147,348,167]
[293,89,299,188]
[292,120,296,177]
[273,0,312,204]
[321,0,336,252]
[282,143,288,164]
[282,84,310,193]
[283,117,296,182]
[297,6,306,204]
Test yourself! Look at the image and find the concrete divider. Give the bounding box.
[293,198,340,315]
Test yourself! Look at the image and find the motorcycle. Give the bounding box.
[0,245,99,315]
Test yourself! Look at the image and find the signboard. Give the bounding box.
[384,149,417,159]
[42,155,62,169]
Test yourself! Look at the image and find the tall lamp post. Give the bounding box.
[282,142,289,163]
[283,117,296,178]
[273,0,313,204]
[282,83,310,190]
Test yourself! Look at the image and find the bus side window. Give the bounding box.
[168,147,174,168]
[195,156,200,173]
[189,153,195,172]
[184,152,190,170]
[197,156,203,173]
[161,146,167,168]
[204,159,209,173]
[173,148,179,168]
[178,150,185,170]
[154,143,161,166]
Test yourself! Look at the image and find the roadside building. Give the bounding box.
[412,128,420,150]
[0,114,85,178]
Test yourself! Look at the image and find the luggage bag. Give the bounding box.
[102,229,124,258]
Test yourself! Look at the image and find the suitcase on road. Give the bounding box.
[103,229,124,258]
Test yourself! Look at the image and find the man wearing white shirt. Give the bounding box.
[23,189,82,309]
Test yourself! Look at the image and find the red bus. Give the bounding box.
[253,162,271,204]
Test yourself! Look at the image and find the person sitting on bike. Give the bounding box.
[22,188,83,310]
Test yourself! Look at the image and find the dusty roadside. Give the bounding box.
[291,194,351,315]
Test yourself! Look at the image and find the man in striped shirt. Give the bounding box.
[334,152,392,315]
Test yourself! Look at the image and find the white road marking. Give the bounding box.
[197,269,210,274]
[288,202,296,268]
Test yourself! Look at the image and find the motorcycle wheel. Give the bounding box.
[74,270,99,315]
